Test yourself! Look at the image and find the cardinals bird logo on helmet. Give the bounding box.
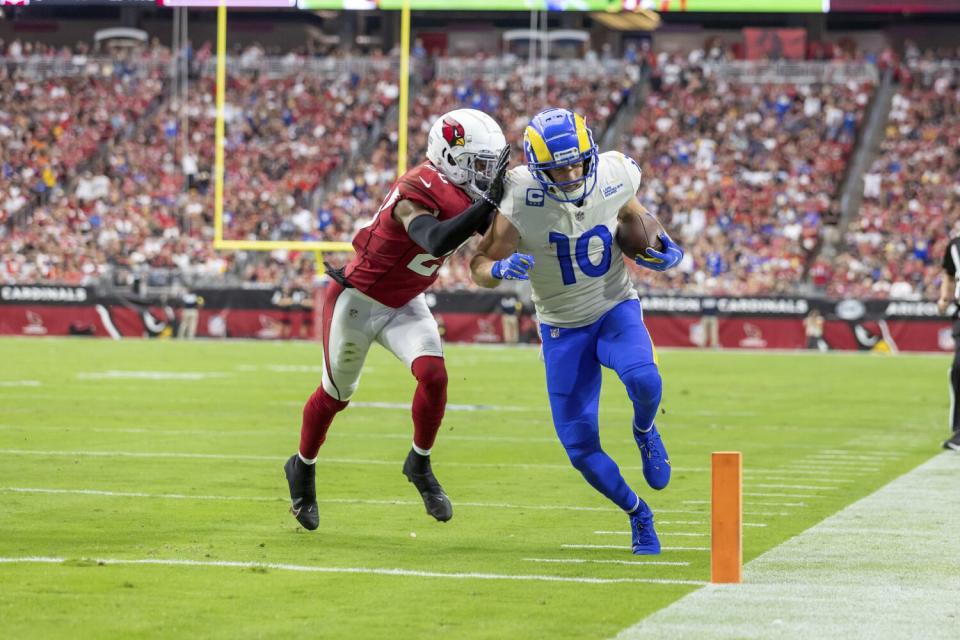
[442,118,466,147]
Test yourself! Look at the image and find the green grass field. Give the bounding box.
[0,338,948,638]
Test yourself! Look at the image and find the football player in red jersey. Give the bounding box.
[284,109,509,530]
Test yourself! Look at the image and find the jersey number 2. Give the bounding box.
[407,252,444,277]
[549,225,613,286]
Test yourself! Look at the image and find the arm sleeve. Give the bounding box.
[406,198,496,257]
[944,240,958,277]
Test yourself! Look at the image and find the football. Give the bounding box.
[616,213,665,260]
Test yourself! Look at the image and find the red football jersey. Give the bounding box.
[344,161,474,308]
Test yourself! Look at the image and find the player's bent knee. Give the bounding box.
[412,356,448,394]
[622,364,663,404]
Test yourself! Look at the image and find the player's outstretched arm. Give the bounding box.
[470,213,530,288]
[401,146,511,257]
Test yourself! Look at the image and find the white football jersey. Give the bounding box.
[498,151,644,328]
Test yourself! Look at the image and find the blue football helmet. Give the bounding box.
[523,108,599,204]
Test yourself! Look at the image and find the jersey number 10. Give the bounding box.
[549,225,613,286]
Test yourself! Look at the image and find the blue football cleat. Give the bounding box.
[629,500,661,555]
[634,423,671,490]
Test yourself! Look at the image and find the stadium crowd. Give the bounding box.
[830,49,960,300]
[622,48,871,296]
[1,37,958,304]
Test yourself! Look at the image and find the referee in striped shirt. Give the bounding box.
[937,236,960,451]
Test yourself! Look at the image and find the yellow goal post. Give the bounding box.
[210,1,414,275]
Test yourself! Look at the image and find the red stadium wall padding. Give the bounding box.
[0,293,955,353]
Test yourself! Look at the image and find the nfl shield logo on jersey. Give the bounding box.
[550,327,560,339]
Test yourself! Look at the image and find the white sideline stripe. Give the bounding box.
[615,453,960,640]
[562,545,710,552]
[523,558,691,567]
[0,380,41,387]
[0,556,696,586]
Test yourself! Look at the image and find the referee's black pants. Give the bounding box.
[951,321,960,432]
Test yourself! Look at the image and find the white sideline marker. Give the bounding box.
[0,556,703,586]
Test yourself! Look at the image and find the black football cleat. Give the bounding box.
[284,454,319,530]
[943,430,960,452]
[402,449,453,522]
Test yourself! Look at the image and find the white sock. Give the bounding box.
[412,443,431,456]
[634,420,652,434]
[298,452,317,465]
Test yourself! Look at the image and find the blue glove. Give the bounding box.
[636,233,684,272]
[492,253,535,281]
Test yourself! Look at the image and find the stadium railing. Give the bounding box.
[706,60,878,85]
[434,55,639,81]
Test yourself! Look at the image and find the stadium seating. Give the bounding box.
[831,54,960,300]
[619,50,874,296]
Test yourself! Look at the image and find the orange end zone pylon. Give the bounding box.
[711,451,742,583]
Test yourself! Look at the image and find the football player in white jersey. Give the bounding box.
[470,108,683,554]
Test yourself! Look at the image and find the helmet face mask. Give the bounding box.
[465,150,499,192]
[427,109,506,198]
[524,108,599,204]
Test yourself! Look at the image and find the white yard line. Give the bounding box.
[0,447,705,474]
[743,475,853,484]
[684,500,807,508]
[614,453,960,640]
[523,558,690,567]
[76,371,231,381]
[785,464,881,473]
[0,380,41,387]
[747,484,837,491]
[0,486,621,514]
[561,544,710,552]
[593,531,709,538]
[0,556,702,586]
